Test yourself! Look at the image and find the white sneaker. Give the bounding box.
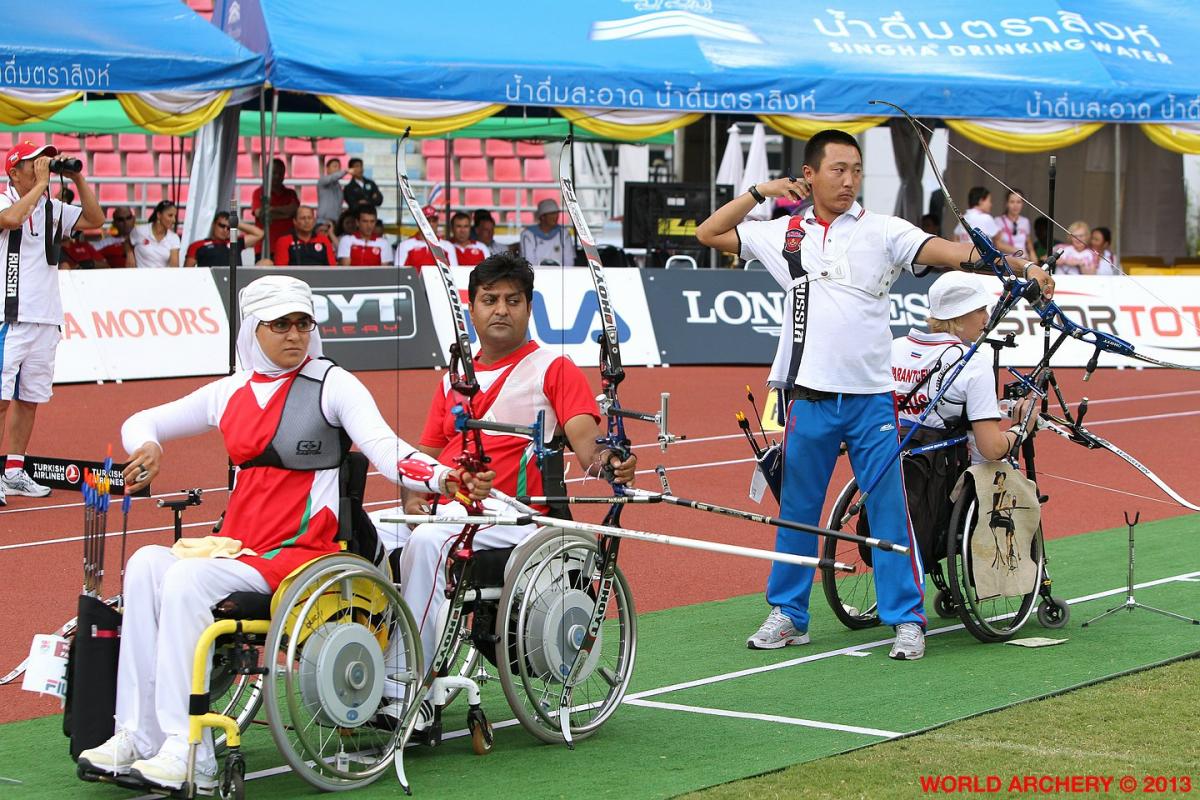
[2,470,50,497]
[78,729,141,775]
[889,623,926,660]
[129,751,217,792]
[746,607,810,650]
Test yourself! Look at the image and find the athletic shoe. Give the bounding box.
[889,623,926,661]
[372,698,433,734]
[78,729,141,776]
[2,470,50,497]
[0,482,6,506]
[746,607,810,650]
[129,751,217,792]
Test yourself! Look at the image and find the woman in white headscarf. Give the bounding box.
[79,275,493,792]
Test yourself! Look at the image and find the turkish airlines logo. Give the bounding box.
[591,7,762,44]
[65,464,80,484]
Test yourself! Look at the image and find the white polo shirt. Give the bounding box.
[130,223,181,269]
[0,186,83,324]
[955,207,1000,245]
[738,203,932,394]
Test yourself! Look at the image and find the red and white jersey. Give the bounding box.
[394,236,458,271]
[121,360,448,589]
[954,207,1000,245]
[450,240,488,266]
[336,233,393,266]
[419,341,599,511]
[994,214,1031,255]
[0,186,83,323]
[892,329,1001,464]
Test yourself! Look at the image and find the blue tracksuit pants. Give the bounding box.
[766,392,926,631]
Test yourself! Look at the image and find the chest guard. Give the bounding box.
[239,358,351,471]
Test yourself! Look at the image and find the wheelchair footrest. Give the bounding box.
[76,764,211,797]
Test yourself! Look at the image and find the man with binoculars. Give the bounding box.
[0,141,102,502]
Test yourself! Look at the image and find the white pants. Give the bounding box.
[116,546,269,769]
[0,321,59,402]
[371,498,536,695]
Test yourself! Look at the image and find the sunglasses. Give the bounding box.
[259,316,316,334]
[215,222,230,230]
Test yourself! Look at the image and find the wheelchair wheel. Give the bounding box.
[946,480,1042,643]
[263,554,422,791]
[209,643,263,755]
[821,478,880,629]
[1037,596,1071,629]
[497,528,636,744]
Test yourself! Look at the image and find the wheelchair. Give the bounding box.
[819,430,1071,644]
[79,452,425,797]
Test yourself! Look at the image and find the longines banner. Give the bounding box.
[211,267,447,372]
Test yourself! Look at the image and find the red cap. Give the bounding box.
[421,205,438,219]
[5,141,58,175]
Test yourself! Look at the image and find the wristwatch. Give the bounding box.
[748,184,766,204]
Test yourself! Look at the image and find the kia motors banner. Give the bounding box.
[56,269,230,383]
[421,267,661,367]
[211,267,447,372]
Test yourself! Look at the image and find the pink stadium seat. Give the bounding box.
[485,139,515,158]
[300,185,318,205]
[523,159,552,182]
[137,184,163,204]
[290,155,320,179]
[284,138,313,154]
[239,184,257,207]
[451,139,482,157]
[492,158,521,182]
[52,134,81,152]
[237,137,250,154]
[0,133,14,149]
[126,153,156,177]
[169,184,189,205]
[98,183,129,204]
[92,153,123,177]
[462,188,494,210]
[515,141,545,158]
[118,134,148,152]
[421,139,446,157]
[530,188,558,209]
[248,137,264,153]
[151,135,191,153]
[236,154,256,178]
[85,134,115,152]
[188,0,214,11]
[316,137,345,156]
[157,153,189,178]
[458,157,489,182]
[498,188,519,220]
[13,132,45,148]
[424,157,448,181]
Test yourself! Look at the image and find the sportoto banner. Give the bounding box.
[421,266,661,367]
[211,267,447,372]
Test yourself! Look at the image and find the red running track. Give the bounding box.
[1,365,1197,723]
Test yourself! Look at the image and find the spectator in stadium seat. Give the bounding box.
[342,157,383,213]
[128,201,181,269]
[520,198,574,266]
[394,204,458,271]
[184,211,264,268]
[275,205,336,266]
[474,212,507,257]
[0,140,104,502]
[252,158,300,256]
[1051,220,1098,275]
[448,211,488,266]
[317,157,347,226]
[337,206,393,266]
[1090,225,1119,275]
[315,218,337,250]
[61,231,102,269]
[96,206,135,268]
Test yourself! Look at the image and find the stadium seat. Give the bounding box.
[188,0,214,11]
[126,153,156,177]
[530,188,558,207]
[424,157,448,181]
[451,138,482,157]
[248,137,264,153]
[157,153,189,178]
[523,159,552,182]
[0,133,13,149]
[492,158,521,182]
[498,189,520,221]
[239,184,257,207]
[236,154,256,178]
[515,141,545,158]
[462,187,494,210]
[284,138,314,154]
[485,139,515,158]
[459,157,489,182]
[118,134,148,152]
[316,137,345,156]
[98,183,129,205]
[290,155,320,179]
[137,184,164,204]
[84,134,115,152]
[52,134,81,152]
[300,185,318,205]
[421,138,447,158]
[151,135,192,153]
[93,153,123,177]
[12,132,45,147]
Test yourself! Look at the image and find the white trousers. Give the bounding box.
[115,545,269,769]
[371,498,536,695]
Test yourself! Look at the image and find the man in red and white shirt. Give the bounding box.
[447,210,488,266]
[336,205,393,266]
[371,252,636,715]
[274,205,335,266]
[95,206,135,267]
[393,204,457,271]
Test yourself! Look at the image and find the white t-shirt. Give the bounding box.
[130,223,181,269]
[892,329,1001,464]
[0,186,84,324]
[955,207,1000,245]
[1095,249,1119,275]
[737,202,932,393]
[1051,243,1097,275]
[993,214,1031,255]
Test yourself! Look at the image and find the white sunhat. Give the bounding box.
[239,275,314,322]
[928,271,994,320]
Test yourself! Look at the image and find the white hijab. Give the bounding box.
[236,276,323,377]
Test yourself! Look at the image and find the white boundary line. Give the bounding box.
[623,698,902,738]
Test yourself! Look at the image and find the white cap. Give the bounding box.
[928,271,993,320]
[536,198,560,217]
[239,275,314,322]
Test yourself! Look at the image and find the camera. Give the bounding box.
[48,157,83,174]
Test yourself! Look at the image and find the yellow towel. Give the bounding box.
[170,536,258,560]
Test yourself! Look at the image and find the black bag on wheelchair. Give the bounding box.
[63,594,121,760]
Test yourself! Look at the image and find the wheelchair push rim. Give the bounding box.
[821,478,881,629]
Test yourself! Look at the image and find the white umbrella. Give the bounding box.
[716,123,744,193]
[742,122,772,221]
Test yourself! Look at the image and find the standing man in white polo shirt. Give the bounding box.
[697,129,1053,660]
[0,141,103,502]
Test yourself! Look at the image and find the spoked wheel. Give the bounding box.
[821,478,881,629]
[497,528,636,744]
[263,555,422,792]
[946,479,1043,643]
[210,642,264,755]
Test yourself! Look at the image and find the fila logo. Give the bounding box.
[296,440,322,455]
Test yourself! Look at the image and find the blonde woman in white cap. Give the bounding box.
[78,275,493,792]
